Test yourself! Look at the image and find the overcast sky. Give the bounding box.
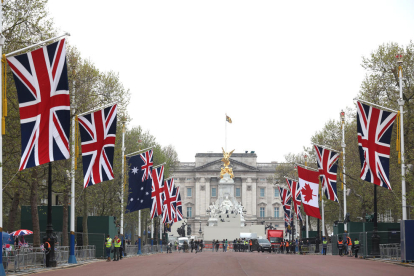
[48,0,414,163]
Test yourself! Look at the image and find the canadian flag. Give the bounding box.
[297,166,321,219]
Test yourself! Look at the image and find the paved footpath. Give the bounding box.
[35,251,413,276]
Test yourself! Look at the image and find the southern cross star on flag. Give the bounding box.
[126,150,153,212]
[297,166,321,219]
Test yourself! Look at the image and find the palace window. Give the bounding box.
[260,188,265,197]
[187,187,192,197]
[274,207,279,218]
[274,188,279,198]
[236,187,241,197]
[260,207,265,218]
[212,187,217,197]
[187,207,192,218]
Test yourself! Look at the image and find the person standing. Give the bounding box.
[322,237,327,255]
[354,238,360,258]
[212,239,215,252]
[222,239,226,252]
[44,238,51,266]
[347,236,352,257]
[195,240,199,253]
[337,237,343,257]
[113,235,121,261]
[215,239,220,252]
[200,240,204,252]
[105,235,112,262]
[285,240,290,254]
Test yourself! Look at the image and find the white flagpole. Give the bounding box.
[304,156,309,239]
[138,210,142,254]
[341,111,347,231]
[151,219,154,247]
[159,217,163,252]
[5,33,70,57]
[0,1,6,274]
[397,57,407,220]
[120,122,125,246]
[322,196,325,237]
[225,114,227,151]
[68,75,77,264]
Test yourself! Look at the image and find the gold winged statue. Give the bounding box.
[220,147,235,179]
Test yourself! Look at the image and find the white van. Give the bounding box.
[178,237,189,251]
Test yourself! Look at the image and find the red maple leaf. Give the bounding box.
[302,183,316,203]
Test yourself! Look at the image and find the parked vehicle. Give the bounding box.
[250,238,272,253]
[178,237,189,251]
[267,230,283,252]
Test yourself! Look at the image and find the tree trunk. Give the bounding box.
[83,188,88,246]
[31,168,41,247]
[62,185,69,246]
[7,186,21,232]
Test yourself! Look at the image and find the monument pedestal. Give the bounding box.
[205,173,262,240]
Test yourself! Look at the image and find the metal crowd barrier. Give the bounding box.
[2,245,96,274]
[380,243,400,260]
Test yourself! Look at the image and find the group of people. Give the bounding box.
[232,238,249,252]
[105,235,124,262]
[337,236,360,258]
[279,239,297,254]
[176,239,204,253]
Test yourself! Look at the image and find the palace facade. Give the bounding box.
[172,152,286,235]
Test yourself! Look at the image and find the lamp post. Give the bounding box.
[340,110,347,232]
[396,53,407,221]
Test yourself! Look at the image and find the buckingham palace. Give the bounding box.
[172,152,286,235]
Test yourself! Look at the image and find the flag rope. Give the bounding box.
[1,54,7,135]
[396,111,401,164]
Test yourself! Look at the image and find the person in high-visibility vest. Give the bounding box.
[285,240,290,254]
[347,236,352,257]
[113,235,121,261]
[322,237,328,255]
[354,238,360,258]
[105,235,112,262]
[337,237,344,257]
[44,238,51,267]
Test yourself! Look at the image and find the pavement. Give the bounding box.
[32,251,414,276]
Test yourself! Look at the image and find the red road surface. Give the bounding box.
[37,251,413,276]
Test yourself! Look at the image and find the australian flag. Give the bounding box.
[126,150,153,212]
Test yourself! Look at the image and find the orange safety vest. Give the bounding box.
[338,241,343,245]
[45,242,50,249]
[249,241,252,246]
[286,242,289,247]
[347,237,352,245]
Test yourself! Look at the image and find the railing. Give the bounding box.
[2,245,96,274]
[380,243,400,260]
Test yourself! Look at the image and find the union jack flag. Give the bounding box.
[285,178,303,221]
[357,101,397,190]
[162,178,177,223]
[278,186,291,214]
[150,165,165,219]
[174,186,183,223]
[314,145,340,202]
[7,39,70,170]
[78,104,117,188]
[141,150,153,181]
